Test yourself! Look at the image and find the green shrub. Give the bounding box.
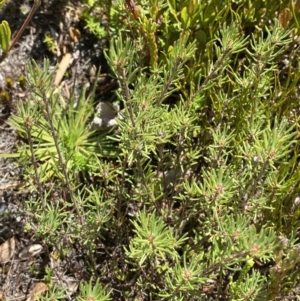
[5,0,300,300]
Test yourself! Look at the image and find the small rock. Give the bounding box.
[19,244,43,260]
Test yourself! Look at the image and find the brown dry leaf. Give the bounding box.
[28,282,48,301]
[0,237,16,264]
[69,27,81,43]
[54,52,72,86]
[278,8,291,28]
[0,290,3,300]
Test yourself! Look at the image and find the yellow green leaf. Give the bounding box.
[180,7,191,30]
[0,0,6,9]
[0,20,11,53]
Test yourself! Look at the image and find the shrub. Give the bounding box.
[4,0,300,300]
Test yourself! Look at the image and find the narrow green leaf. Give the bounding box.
[0,20,11,53]
[0,0,6,9]
[180,7,190,30]
[0,152,20,158]
[167,0,176,10]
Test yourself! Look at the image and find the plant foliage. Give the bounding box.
[5,0,300,300]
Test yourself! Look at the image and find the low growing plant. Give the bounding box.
[77,279,112,301]
[9,59,117,183]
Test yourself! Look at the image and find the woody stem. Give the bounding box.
[8,0,41,52]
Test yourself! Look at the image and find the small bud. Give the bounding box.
[18,74,26,90]
[0,90,10,103]
[5,76,13,90]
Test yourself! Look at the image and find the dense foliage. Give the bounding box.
[2,0,300,300]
